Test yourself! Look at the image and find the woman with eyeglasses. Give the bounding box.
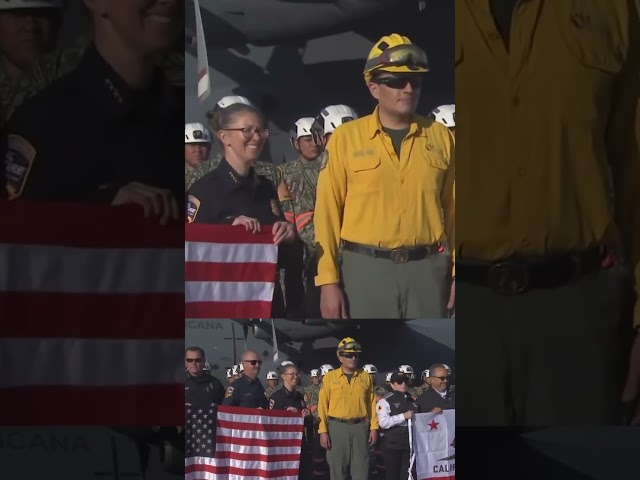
[376,372,419,480]
[186,101,301,318]
[269,364,313,479]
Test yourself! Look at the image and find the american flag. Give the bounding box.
[185,405,304,480]
[0,202,184,425]
[185,224,278,318]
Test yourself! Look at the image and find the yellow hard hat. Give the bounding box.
[337,337,362,353]
[364,33,429,82]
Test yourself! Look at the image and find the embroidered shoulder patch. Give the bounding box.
[5,134,36,200]
[186,194,200,223]
[269,398,275,410]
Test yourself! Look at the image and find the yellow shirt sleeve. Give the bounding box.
[314,133,347,286]
[442,132,456,276]
[317,375,331,434]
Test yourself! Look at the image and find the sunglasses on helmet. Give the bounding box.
[365,44,428,73]
[338,341,362,352]
[371,76,422,90]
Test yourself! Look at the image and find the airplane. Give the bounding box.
[185,319,456,387]
[0,427,182,479]
[185,0,453,165]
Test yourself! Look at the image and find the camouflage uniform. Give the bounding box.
[408,386,423,400]
[185,163,195,190]
[264,385,279,399]
[279,157,322,286]
[374,385,388,399]
[303,383,321,419]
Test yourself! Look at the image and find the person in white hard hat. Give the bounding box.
[430,103,455,137]
[398,364,422,400]
[277,116,326,318]
[265,370,280,399]
[364,364,386,400]
[184,122,212,187]
[0,0,62,81]
[312,105,358,148]
[226,368,234,386]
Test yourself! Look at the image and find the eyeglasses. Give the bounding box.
[185,358,203,363]
[243,359,263,366]
[372,76,422,90]
[222,126,269,139]
[432,376,450,381]
[364,44,428,72]
[339,353,359,359]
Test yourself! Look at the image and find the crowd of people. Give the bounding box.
[185,337,455,480]
[184,33,456,321]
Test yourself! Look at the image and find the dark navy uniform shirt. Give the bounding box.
[185,372,225,408]
[222,373,269,408]
[186,158,285,225]
[269,386,306,411]
[2,45,183,203]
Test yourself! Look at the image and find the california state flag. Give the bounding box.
[414,410,455,479]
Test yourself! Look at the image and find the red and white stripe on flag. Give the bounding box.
[185,224,277,318]
[186,406,304,480]
[414,410,455,480]
[0,201,184,425]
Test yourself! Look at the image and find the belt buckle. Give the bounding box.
[346,418,354,424]
[487,262,529,294]
[390,248,409,264]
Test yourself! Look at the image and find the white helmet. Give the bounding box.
[185,123,212,144]
[320,364,334,376]
[363,364,378,374]
[217,95,253,108]
[310,369,320,378]
[442,364,452,375]
[385,372,393,382]
[318,105,358,135]
[238,362,244,373]
[280,361,294,368]
[430,104,455,128]
[226,368,233,378]
[398,365,415,379]
[266,371,278,380]
[290,117,316,147]
[0,0,62,9]
[203,361,212,371]
[231,365,240,376]
[421,369,430,379]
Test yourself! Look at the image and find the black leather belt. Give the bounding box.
[456,247,605,294]
[328,416,368,425]
[342,240,440,264]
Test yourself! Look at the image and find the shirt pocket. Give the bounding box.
[556,2,624,75]
[347,156,382,193]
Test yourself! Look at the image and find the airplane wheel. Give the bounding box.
[160,441,183,474]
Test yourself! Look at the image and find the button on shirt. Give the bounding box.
[456,1,640,326]
[314,106,455,286]
[317,368,379,434]
[222,374,269,408]
[187,158,285,225]
[2,45,183,203]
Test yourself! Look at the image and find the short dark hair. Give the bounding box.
[185,346,205,359]
[207,103,264,134]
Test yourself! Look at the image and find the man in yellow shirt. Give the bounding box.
[456,0,640,426]
[314,34,455,319]
[317,337,378,480]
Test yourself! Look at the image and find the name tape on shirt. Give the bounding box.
[5,134,36,200]
[186,194,200,223]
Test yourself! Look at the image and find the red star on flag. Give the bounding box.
[428,419,440,430]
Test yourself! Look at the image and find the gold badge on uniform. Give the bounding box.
[271,199,280,216]
[186,194,200,223]
[224,386,234,398]
[5,134,36,200]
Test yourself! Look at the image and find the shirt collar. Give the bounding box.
[339,367,360,378]
[367,105,422,139]
[75,45,169,122]
[219,158,260,190]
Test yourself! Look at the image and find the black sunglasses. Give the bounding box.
[432,376,450,381]
[243,360,263,366]
[186,358,203,363]
[339,353,359,359]
[393,379,407,385]
[372,76,422,90]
